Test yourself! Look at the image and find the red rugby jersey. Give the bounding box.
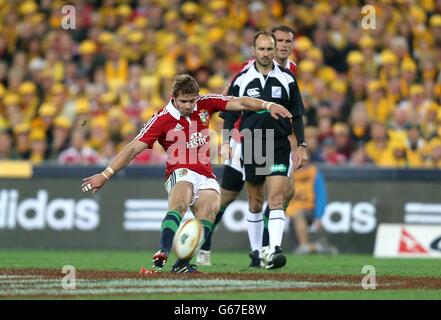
[135,94,231,179]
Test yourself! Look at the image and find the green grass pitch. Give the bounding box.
[0,250,440,300]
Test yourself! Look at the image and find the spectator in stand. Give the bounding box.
[350,146,373,167]
[58,129,100,165]
[424,139,441,169]
[364,122,390,165]
[320,137,346,165]
[0,1,439,169]
[48,116,72,160]
[29,128,48,164]
[304,126,323,162]
[379,137,422,168]
[348,102,371,146]
[333,122,352,161]
[12,123,31,160]
[0,130,13,160]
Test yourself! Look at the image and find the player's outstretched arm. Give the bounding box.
[81,139,148,193]
[225,97,292,120]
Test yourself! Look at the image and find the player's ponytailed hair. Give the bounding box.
[172,74,199,97]
[252,31,276,47]
[271,25,296,36]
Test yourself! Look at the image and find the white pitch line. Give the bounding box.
[0,278,357,288]
[0,285,338,296]
[0,278,358,296]
[0,275,44,280]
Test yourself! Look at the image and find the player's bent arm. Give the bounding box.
[225,97,292,119]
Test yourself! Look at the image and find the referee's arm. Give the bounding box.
[289,80,308,168]
[290,80,306,147]
[220,82,241,144]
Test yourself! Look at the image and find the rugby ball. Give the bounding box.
[173,219,204,260]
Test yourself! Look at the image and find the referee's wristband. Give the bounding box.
[298,142,308,148]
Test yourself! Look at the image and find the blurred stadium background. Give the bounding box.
[1,0,441,257]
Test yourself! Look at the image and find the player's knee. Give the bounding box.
[268,194,284,209]
[198,209,216,222]
[220,190,239,207]
[171,201,188,215]
[249,200,263,213]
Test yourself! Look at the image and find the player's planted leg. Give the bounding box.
[153,210,182,269]
[147,181,192,272]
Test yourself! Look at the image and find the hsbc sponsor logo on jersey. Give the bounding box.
[246,88,260,97]
[166,123,213,165]
[0,189,99,231]
[186,132,209,149]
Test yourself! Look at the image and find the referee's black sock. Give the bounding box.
[159,210,182,253]
[201,210,224,251]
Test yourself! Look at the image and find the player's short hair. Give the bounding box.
[172,74,199,97]
[252,31,276,48]
[271,25,295,37]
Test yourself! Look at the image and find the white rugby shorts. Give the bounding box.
[165,168,220,206]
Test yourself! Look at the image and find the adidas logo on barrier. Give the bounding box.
[123,199,193,231]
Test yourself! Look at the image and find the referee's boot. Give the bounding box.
[265,246,287,270]
[248,250,262,268]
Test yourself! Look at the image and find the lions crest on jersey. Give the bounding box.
[198,109,209,126]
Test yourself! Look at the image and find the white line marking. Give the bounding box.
[0,278,357,296]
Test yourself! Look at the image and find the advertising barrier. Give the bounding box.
[1,166,441,253]
[374,224,441,258]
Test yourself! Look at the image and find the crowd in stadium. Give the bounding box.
[0,0,441,168]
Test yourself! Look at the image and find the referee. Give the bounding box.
[225,31,307,269]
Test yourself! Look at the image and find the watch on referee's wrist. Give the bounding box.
[298,142,308,148]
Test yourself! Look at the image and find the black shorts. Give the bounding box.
[220,164,244,192]
[242,136,291,185]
